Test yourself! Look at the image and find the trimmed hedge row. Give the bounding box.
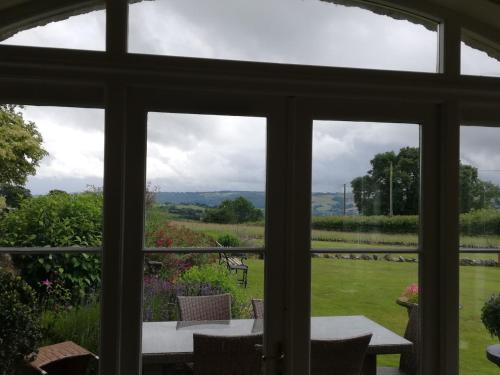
[312,215,419,234]
[312,209,500,235]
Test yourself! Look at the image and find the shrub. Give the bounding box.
[312,215,419,234]
[460,209,500,236]
[0,192,103,304]
[0,271,42,375]
[481,294,500,342]
[144,252,216,282]
[203,197,263,224]
[145,222,216,248]
[178,264,249,318]
[217,234,241,247]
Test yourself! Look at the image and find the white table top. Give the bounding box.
[142,316,412,364]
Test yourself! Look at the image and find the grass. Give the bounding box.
[171,220,500,249]
[241,257,500,375]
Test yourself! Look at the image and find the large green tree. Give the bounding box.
[0,105,47,206]
[203,196,263,224]
[351,147,500,215]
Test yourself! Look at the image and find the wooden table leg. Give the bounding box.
[361,354,377,375]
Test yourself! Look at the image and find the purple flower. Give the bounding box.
[41,279,52,288]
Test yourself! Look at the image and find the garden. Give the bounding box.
[2,190,500,374]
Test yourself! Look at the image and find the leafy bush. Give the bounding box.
[217,234,241,247]
[144,252,216,282]
[312,215,419,234]
[0,192,103,304]
[145,222,216,248]
[311,209,500,235]
[203,197,263,224]
[481,294,500,342]
[0,271,42,374]
[460,209,500,236]
[143,264,250,322]
[178,264,249,318]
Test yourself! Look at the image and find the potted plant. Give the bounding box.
[482,294,500,342]
[481,294,500,367]
[397,283,418,316]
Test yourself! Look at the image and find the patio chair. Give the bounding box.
[377,305,419,375]
[311,333,372,375]
[22,341,98,375]
[177,293,232,321]
[193,333,262,375]
[251,298,264,319]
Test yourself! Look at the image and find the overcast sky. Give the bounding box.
[3,0,500,194]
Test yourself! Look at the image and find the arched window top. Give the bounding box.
[127,0,439,73]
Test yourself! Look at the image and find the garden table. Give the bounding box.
[142,316,412,375]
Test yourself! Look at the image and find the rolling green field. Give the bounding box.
[170,219,500,374]
[241,257,500,375]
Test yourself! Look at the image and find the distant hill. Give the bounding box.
[155,191,357,216]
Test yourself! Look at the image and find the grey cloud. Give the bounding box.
[128,0,437,72]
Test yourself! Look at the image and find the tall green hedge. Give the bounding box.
[312,215,419,234]
[312,208,500,235]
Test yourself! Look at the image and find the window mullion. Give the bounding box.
[439,18,461,76]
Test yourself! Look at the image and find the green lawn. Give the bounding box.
[241,257,500,375]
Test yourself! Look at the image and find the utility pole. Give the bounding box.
[389,162,393,216]
[343,183,346,216]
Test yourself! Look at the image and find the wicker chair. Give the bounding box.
[251,298,264,319]
[177,294,232,321]
[193,334,262,375]
[22,341,98,375]
[377,305,419,375]
[311,334,372,375]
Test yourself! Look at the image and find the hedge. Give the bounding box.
[312,209,500,235]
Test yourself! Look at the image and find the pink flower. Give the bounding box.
[41,279,52,288]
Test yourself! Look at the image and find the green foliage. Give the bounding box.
[351,147,419,216]
[203,196,263,224]
[0,271,42,375]
[481,294,500,342]
[0,196,5,211]
[312,209,500,235]
[460,209,500,236]
[0,192,103,304]
[0,105,48,186]
[145,222,216,248]
[0,184,31,208]
[312,214,419,234]
[179,264,250,318]
[217,234,241,247]
[351,147,500,215]
[0,191,103,247]
[41,302,100,354]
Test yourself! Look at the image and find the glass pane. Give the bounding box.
[128,0,438,73]
[311,120,421,373]
[1,252,101,374]
[460,125,500,375]
[0,105,104,249]
[0,4,105,50]
[461,38,500,77]
[312,121,420,248]
[141,251,265,373]
[145,113,266,249]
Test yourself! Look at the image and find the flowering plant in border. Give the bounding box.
[401,283,419,304]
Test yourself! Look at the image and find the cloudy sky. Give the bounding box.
[2,0,500,194]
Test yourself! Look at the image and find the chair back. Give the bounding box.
[177,294,231,321]
[311,333,372,375]
[400,305,419,375]
[252,298,264,319]
[193,333,262,375]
